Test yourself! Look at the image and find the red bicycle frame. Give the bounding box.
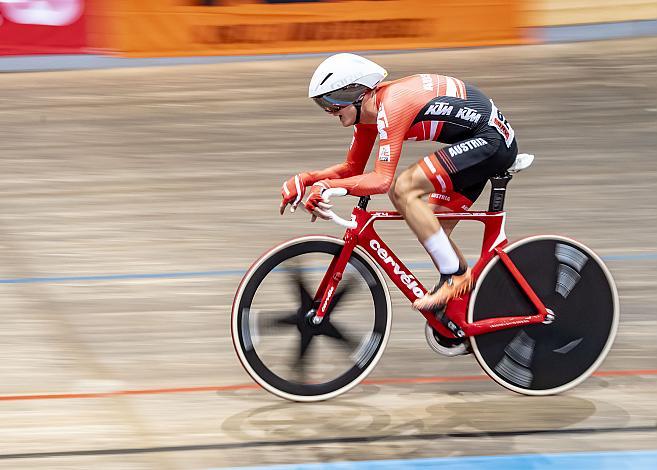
[313,206,550,339]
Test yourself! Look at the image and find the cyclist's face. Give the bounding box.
[329,104,357,127]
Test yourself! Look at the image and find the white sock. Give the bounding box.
[423,229,460,275]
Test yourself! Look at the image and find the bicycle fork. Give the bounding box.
[311,230,359,325]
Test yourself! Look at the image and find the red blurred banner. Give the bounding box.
[0,0,87,55]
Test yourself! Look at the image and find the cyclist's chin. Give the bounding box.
[338,113,355,127]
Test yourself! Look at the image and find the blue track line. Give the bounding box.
[221,449,657,470]
[0,253,655,285]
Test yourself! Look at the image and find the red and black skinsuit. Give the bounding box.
[305,74,518,211]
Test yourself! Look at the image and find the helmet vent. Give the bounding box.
[319,72,333,86]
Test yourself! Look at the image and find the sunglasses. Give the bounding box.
[312,84,370,113]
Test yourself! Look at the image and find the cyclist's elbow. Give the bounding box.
[379,176,394,195]
[344,161,366,178]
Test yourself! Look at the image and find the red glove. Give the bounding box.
[304,181,332,220]
[280,173,310,214]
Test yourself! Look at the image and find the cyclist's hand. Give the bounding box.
[280,173,309,215]
[304,182,332,222]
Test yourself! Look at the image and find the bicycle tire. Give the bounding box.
[469,235,619,395]
[231,235,392,402]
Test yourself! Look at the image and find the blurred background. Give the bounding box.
[0,1,656,469]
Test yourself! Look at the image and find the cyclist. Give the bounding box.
[280,53,518,311]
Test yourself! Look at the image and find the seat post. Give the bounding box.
[488,172,513,212]
[358,196,371,210]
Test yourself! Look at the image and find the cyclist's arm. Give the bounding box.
[303,124,377,183]
[317,112,406,196]
[316,146,399,196]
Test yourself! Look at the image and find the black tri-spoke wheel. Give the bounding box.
[469,235,619,395]
[232,236,392,402]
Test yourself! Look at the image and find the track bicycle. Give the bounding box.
[231,153,619,402]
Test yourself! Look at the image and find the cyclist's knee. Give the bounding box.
[389,171,420,207]
[388,175,404,206]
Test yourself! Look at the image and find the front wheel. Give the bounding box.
[469,235,619,395]
[231,236,392,402]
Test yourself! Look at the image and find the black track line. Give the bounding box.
[1,424,655,460]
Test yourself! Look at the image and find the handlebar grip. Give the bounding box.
[322,187,348,201]
[324,210,357,229]
[320,187,357,229]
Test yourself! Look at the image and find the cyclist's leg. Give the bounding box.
[390,134,515,244]
[445,136,517,194]
[429,134,517,215]
[388,161,442,242]
[389,160,470,308]
[428,183,486,235]
[398,135,515,308]
[389,159,478,299]
[428,183,486,267]
[389,144,497,264]
[428,185,482,215]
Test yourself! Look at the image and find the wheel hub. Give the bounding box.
[542,308,556,324]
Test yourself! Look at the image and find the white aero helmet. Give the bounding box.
[309,53,388,113]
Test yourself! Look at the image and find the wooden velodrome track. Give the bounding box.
[0,37,656,469]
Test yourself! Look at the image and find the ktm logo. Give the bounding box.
[425,102,452,116]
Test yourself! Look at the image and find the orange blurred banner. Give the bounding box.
[89,0,528,57]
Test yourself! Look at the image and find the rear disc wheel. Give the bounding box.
[469,235,619,395]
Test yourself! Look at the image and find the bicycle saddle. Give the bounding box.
[508,153,535,173]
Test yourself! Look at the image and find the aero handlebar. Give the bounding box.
[321,188,358,229]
